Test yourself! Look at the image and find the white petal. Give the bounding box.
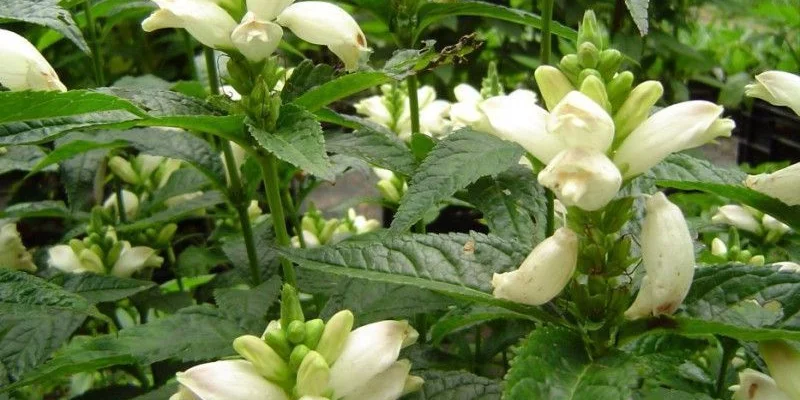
[111,242,158,278]
[776,262,800,273]
[47,245,85,273]
[478,90,564,163]
[746,71,800,116]
[419,100,451,137]
[614,101,732,178]
[343,360,411,400]
[0,29,66,91]
[276,1,369,70]
[354,96,393,127]
[453,84,482,103]
[175,360,289,400]
[143,0,238,49]
[0,223,36,272]
[547,91,614,153]
[247,0,295,21]
[730,369,792,400]
[103,190,140,221]
[712,205,762,234]
[745,162,800,206]
[232,13,283,62]
[328,320,418,398]
[492,227,578,305]
[537,148,621,211]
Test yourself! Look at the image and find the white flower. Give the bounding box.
[347,208,381,234]
[492,227,579,305]
[342,359,415,400]
[142,0,238,49]
[712,205,762,234]
[248,200,263,221]
[759,340,800,399]
[110,242,163,278]
[328,320,419,398]
[730,369,792,400]
[745,162,800,206]
[247,0,294,21]
[103,190,140,221]
[355,86,451,141]
[0,223,36,272]
[449,84,488,130]
[745,71,800,116]
[170,360,289,400]
[625,193,695,319]
[276,1,369,71]
[613,101,735,178]
[0,29,66,92]
[537,148,622,211]
[775,262,800,273]
[710,237,727,257]
[291,230,321,248]
[222,85,242,100]
[546,91,614,153]
[762,214,791,235]
[47,245,104,275]
[231,11,284,62]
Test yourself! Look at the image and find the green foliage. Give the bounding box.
[325,121,418,176]
[0,0,89,53]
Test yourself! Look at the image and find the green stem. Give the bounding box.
[204,48,220,95]
[223,143,262,285]
[167,246,185,292]
[540,0,555,65]
[84,0,105,86]
[258,153,297,287]
[406,75,421,135]
[283,188,306,248]
[716,336,739,398]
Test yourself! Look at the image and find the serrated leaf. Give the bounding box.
[250,104,333,180]
[0,270,98,382]
[30,139,129,175]
[222,218,280,282]
[412,370,502,400]
[625,0,650,35]
[214,277,282,331]
[0,200,73,219]
[0,146,53,174]
[49,274,154,304]
[60,147,106,211]
[280,60,335,103]
[0,0,90,54]
[391,129,524,232]
[325,124,417,176]
[97,88,221,117]
[467,165,547,245]
[647,153,746,185]
[117,191,224,232]
[0,91,145,145]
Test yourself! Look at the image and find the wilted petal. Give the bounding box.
[625,193,694,319]
[276,1,369,70]
[231,12,283,62]
[492,227,578,305]
[547,91,614,153]
[745,71,800,116]
[478,90,564,163]
[173,360,289,400]
[745,162,800,206]
[537,148,621,211]
[142,0,238,49]
[0,29,66,91]
[0,223,36,272]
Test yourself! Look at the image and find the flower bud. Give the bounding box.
[577,42,600,69]
[287,320,306,344]
[729,369,792,400]
[577,69,602,86]
[612,81,664,142]
[579,75,611,112]
[276,1,369,71]
[578,10,603,49]
[103,190,140,221]
[233,335,292,384]
[290,344,311,370]
[0,223,36,272]
[613,101,734,178]
[535,65,575,111]
[559,54,581,82]
[142,0,238,49]
[280,284,305,328]
[712,205,762,234]
[711,238,727,257]
[247,200,263,221]
[79,249,106,274]
[156,224,178,247]
[172,360,290,400]
[377,180,403,203]
[302,319,325,349]
[0,29,66,92]
[598,49,623,81]
[316,310,354,364]
[492,227,579,305]
[538,148,622,211]
[231,12,284,62]
[749,255,766,266]
[104,241,124,270]
[328,320,419,398]
[745,71,800,116]
[758,340,800,398]
[745,162,800,206]
[547,91,615,152]
[296,351,330,397]
[625,193,694,319]
[264,328,292,359]
[108,156,141,185]
[762,215,790,236]
[607,71,634,110]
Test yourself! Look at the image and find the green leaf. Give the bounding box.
[250,104,333,180]
[325,124,417,176]
[656,180,800,231]
[429,305,533,345]
[214,277,282,331]
[60,147,106,211]
[131,383,179,400]
[647,153,746,186]
[0,200,74,219]
[412,370,502,400]
[0,0,90,54]
[390,129,524,232]
[625,0,650,35]
[117,191,224,232]
[0,90,145,145]
[30,139,128,174]
[415,1,577,42]
[96,88,220,117]
[222,218,280,282]
[5,305,247,391]
[143,168,211,212]
[280,60,335,103]
[0,146,53,174]
[176,246,227,278]
[294,71,391,112]
[48,274,155,304]
[0,270,98,382]
[466,165,547,245]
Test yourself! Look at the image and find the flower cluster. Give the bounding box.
[712,205,791,244]
[355,84,452,141]
[291,206,380,248]
[0,222,36,272]
[142,0,369,69]
[171,285,422,400]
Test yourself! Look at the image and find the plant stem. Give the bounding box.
[716,336,739,398]
[204,48,220,95]
[406,75,421,135]
[258,153,297,287]
[540,0,555,65]
[84,0,105,86]
[167,246,185,292]
[283,188,306,248]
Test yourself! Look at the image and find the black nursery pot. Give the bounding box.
[382,206,489,234]
[734,100,800,165]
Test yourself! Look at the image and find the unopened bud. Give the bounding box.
[580,75,610,111]
[577,42,600,69]
[296,350,330,397]
[613,80,664,143]
[156,224,178,247]
[289,344,311,370]
[711,238,727,257]
[578,10,603,49]
[232,335,292,384]
[79,249,105,274]
[319,219,340,244]
[280,284,305,329]
[578,69,602,86]
[69,239,85,254]
[377,180,402,203]
[559,54,581,82]
[264,328,292,360]
[316,310,354,364]
[749,255,765,266]
[108,156,140,185]
[598,49,623,81]
[607,71,635,111]
[304,319,325,349]
[105,241,124,267]
[534,65,575,111]
[287,320,307,344]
